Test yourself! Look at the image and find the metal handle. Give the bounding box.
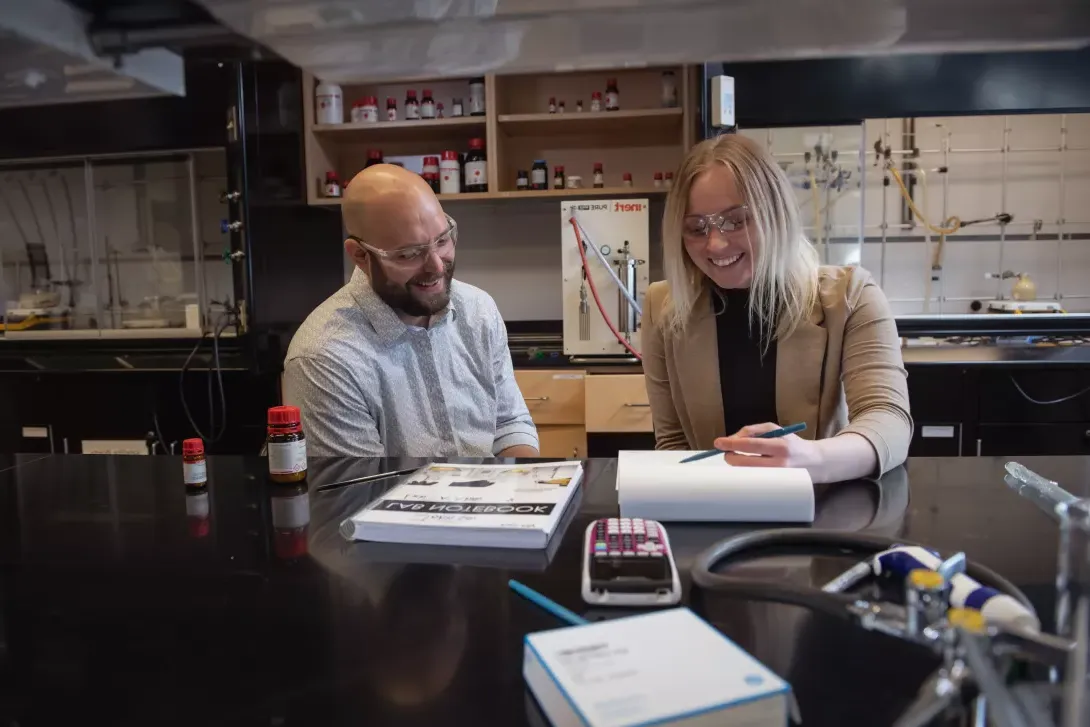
[623,402,650,408]
[524,396,550,402]
[976,438,982,457]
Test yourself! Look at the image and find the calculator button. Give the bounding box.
[637,551,649,557]
[595,543,607,552]
[609,550,621,556]
[651,552,663,557]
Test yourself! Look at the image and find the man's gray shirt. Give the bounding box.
[283,269,538,457]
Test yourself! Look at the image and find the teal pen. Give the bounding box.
[678,422,808,463]
[508,579,588,626]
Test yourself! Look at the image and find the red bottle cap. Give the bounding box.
[549,96,556,103]
[406,89,417,98]
[423,88,432,96]
[623,172,632,181]
[592,91,602,99]
[437,102,444,108]
[558,100,565,106]
[593,162,603,172]
[352,99,363,108]
[268,405,301,426]
[607,77,617,86]
[468,138,484,149]
[367,149,382,159]
[654,171,663,179]
[442,150,459,160]
[555,165,564,172]
[386,97,397,106]
[366,95,377,105]
[665,171,674,179]
[182,438,204,456]
[325,171,339,181]
[424,156,439,165]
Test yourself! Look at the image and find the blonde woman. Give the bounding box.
[642,134,911,483]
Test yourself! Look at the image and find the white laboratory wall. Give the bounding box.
[742,113,1090,315]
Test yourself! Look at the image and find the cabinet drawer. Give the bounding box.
[585,374,653,433]
[538,425,587,459]
[514,370,586,425]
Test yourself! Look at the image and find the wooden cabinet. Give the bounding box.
[514,370,585,425]
[301,66,699,206]
[538,425,587,459]
[514,369,588,457]
[585,374,653,433]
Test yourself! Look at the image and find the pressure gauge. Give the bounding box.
[600,244,611,256]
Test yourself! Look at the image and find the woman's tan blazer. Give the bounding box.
[641,265,912,474]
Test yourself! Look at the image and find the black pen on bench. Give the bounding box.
[315,467,419,492]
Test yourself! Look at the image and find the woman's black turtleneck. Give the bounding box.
[713,288,779,436]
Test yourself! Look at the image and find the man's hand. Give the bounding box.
[713,422,823,471]
[498,444,539,458]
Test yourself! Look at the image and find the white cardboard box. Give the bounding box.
[524,608,790,727]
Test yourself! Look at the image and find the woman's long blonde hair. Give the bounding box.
[662,134,819,344]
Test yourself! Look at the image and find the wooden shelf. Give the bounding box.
[497,108,682,137]
[310,187,664,206]
[312,116,486,144]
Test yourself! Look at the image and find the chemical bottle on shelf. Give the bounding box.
[386,97,398,121]
[664,171,674,190]
[516,170,529,191]
[548,97,557,113]
[315,81,343,124]
[350,99,364,124]
[436,102,445,118]
[324,171,342,197]
[423,156,440,178]
[530,160,548,190]
[661,71,678,108]
[440,151,461,194]
[423,172,440,193]
[590,91,602,112]
[622,172,633,188]
[605,78,620,111]
[405,89,420,120]
[592,162,605,188]
[576,100,584,112]
[452,98,464,117]
[553,165,565,189]
[420,89,436,119]
[360,96,378,123]
[653,171,664,189]
[464,138,488,193]
[364,149,383,168]
[469,77,486,116]
[557,100,566,114]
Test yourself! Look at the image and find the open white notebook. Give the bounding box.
[617,450,815,523]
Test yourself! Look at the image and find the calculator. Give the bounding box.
[580,517,681,607]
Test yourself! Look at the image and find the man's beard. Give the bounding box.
[369,259,456,318]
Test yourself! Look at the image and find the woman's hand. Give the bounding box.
[713,422,825,471]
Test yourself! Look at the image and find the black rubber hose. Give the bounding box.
[691,529,1035,619]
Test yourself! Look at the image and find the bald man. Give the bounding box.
[283,165,539,458]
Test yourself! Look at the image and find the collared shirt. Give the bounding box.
[283,269,538,457]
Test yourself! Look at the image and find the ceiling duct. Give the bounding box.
[0,0,185,110]
[191,0,1090,83]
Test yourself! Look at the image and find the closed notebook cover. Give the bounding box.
[341,461,584,543]
[525,607,789,727]
[617,450,814,522]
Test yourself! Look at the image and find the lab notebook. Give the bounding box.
[340,461,584,549]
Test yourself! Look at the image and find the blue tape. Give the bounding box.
[963,586,1000,610]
